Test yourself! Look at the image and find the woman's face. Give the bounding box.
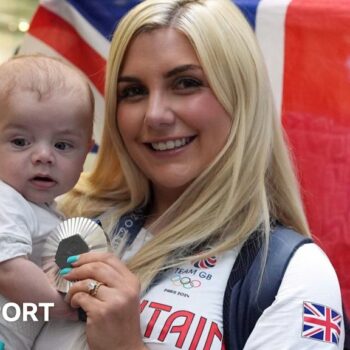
[117,28,231,200]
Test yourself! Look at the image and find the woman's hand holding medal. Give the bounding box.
[61,252,146,350]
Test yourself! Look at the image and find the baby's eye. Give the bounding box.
[174,77,202,90]
[118,85,147,100]
[55,142,73,151]
[11,138,30,147]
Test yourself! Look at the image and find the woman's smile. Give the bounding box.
[147,136,196,152]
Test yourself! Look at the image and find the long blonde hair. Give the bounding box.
[61,0,310,291]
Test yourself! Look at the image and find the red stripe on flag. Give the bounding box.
[282,0,350,314]
[28,6,105,95]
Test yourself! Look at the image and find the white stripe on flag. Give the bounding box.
[19,32,63,57]
[40,0,110,59]
[19,34,105,146]
[255,0,292,116]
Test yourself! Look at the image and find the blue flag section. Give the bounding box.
[233,0,261,28]
[67,0,260,38]
[67,0,141,40]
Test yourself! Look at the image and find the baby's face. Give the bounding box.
[0,90,93,204]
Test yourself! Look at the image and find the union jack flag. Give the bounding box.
[302,301,342,345]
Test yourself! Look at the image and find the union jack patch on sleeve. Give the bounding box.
[302,301,342,345]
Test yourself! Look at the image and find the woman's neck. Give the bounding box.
[145,185,186,228]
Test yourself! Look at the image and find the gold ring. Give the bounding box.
[87,280,104,297]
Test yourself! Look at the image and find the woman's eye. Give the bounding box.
[175,77,202,90]
[118,85,147,100]
[11,138,29,147]
[55,142,72,151]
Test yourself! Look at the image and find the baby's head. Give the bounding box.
[0,54,94,204]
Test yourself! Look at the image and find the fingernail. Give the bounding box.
[59,267,72,275]
[0,340,5,350]
[67,255,80,264]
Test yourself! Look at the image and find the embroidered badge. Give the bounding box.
[302,301,342,345]
[193,256,217,269]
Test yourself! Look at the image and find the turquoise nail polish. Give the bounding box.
[0,340,5,350]
[67,255,80,264]
[59,267,72,275]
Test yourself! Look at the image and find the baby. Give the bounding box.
[0,55,94,350]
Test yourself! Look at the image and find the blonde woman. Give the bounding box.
[34,0,345,349]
